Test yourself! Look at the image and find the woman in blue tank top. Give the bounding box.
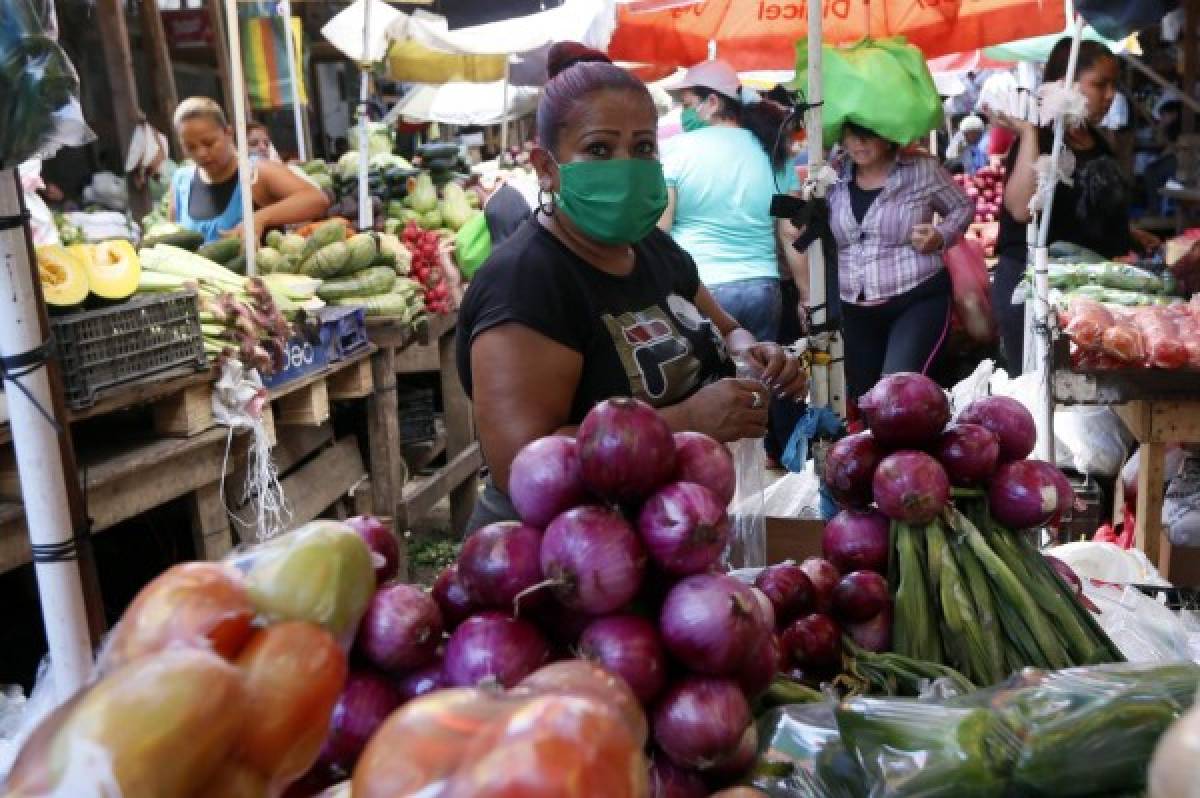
[168,97,328,244]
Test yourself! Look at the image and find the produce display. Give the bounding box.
[824,374,1120,688]
[35,240,140,308]
[4,521,375,797]
[1062,295,1200,370]
[952,163,1007,224]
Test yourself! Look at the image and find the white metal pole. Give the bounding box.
[0,170,92,700]
[280,0,307,161]
[805,6,846,417]
[1030,14,1084,461]
[225,0,257,275]
[357,0,372,232]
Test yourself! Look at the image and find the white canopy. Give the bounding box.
[390,0,616,57]
[395,81,539,126]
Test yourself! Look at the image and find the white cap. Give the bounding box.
[669,59,741,102]
[960,114,985,132]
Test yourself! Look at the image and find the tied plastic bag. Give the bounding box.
[728,357,767,568]
[944,236,997,345]
[1054,405,1131,478]
[0,0,94,168]
[1164,452,1200,548]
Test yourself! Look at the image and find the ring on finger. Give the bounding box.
[749,391,764,409]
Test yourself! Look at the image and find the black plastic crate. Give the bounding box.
[1058,471,1107,542]
[398,386,437,444]
[52,291,208,409]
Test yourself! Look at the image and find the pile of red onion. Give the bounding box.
[829,374,1072,535]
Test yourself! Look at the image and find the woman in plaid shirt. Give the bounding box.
[828,121,973,399]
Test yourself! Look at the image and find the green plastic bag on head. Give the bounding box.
[792,37,943,149]
[455,211,492,280]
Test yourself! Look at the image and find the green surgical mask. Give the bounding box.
[555,158,668,245]
[681,106,710,132]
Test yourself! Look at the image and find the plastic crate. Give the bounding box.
[317,306,369,362]
[398,386,437,444]
[1059,472,1106,542]
[52,291,207,410]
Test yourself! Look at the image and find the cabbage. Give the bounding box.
[369,153,413,172]
[439,183,473,231]
[406,173,439,214]
[337,151,363,182]
[347,122,395,158]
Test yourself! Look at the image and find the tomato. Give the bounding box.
[441,693,648,798]
[6,649,248,797]
[519,660,648,748]
[103,561,255,670]
[235,621,348,789]
[352,688,524,798]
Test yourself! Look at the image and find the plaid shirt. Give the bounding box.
[829,153,973,303]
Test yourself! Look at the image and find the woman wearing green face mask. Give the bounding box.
[456,42,809,533]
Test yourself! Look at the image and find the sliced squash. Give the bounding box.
[36,245,89,307]
[74,240,141,300]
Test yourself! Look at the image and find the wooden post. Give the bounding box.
[95,0,150,219]
[367,347,409,580]
[208,0,235,111]
[1185,0,1198,136]
[140,0,180,158]
[439,331,478,536]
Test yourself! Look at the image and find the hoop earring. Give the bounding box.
[538,187,556,217]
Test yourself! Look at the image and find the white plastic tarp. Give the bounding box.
[395,81,539,126]
[320,0,402,63]
[389,0,616,58]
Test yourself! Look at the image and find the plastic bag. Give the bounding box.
[1062,296,1114,350]
[761,463,821,521]
[944,237,997,345]
[1054,405,1131,478]
[1082,582,1196,663]
[793,37,943,147]
[752,702,868,798]
[1164,452,1200,547]
[728,357,767,568]
[0,0,93,168]
[453,210,491,279]
[1050,540,1168,585]
[1134,308,1190,369]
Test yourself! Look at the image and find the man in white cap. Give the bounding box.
[946,114,988,175]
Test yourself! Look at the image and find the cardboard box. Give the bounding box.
[766,516,825,564]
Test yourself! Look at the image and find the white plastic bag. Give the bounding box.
[1054,405,1132,478]
[1164,453,1200,548]
[1050,540,1168,585]
[1082,582,1195,663]
[728,437,766,568]
[761,461,822,520]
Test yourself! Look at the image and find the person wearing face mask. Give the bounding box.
[828,120,973,401]
[989,38,1162,375]
[456,42,808,532]
[658,60,804,345]
[168,97,329,244]
[246,122,281,162]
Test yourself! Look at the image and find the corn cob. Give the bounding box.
[893,523,941,663]
[930,521,1000,686]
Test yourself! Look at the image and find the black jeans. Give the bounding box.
[991,254,1026,376]
[842,269,953,401]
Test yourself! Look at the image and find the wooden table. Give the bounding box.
[1115,400,1200,586]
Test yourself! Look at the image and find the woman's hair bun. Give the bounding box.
[546,41,612,80]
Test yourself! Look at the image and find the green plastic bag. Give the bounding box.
[454,211,491,279]
[792,37,943,149]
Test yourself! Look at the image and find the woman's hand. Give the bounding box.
[675,378,770,442]
[984,106,1035,135]
[910,223,944,255]
[1132,227,1162,254]
[735,342,808,400]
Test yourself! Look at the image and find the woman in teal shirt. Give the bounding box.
[659,60,803,343]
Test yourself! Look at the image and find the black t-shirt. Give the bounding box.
[457,218,734,424]
[849,182,883,224]
[995,126,1135,262]
[483,183,531,247]
[188,170,239,221]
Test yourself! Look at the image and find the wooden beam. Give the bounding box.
[367,347,409,578]
[231,437,364,531]
[208,0,235,111]
[439,330,478,535]
[95,0,150,219]
[188,482,233,561]
[140,0,181,159]
[1186,0,1198,136]
[398,443,483,531]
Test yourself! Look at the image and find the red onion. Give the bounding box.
[652,677,751,770]
[781,613,842,669]
[525,596,596,650]
[798,557,840,614]
[673,431,737,506]
[935,424,1001,487]
[345,515,399,584]
[748,586,777,637]
[578,614,668,704]
[577,397,677,502]
[395,658,446,702]
[638,482,730,575]
[442,611,550,688]
[357,583,443,673]
[738,632,781,698]
[989,459,1061,530]
[823,431,885,509]
[822,509,890,576]
[958,396,1036,463]
[508,435,589,529]
[541,505,647,614]
[1041,463,1075,527]
[707,724,759,781]
[832,570,889,623]
[858,372,950,450]
[431,564,476,630]
[457,521,545,610]
[754,563,815,626]
[659,573,767,676]
[1044,555,1099,612]
[872,451,950,525]
[648,751,708,798]
[317,668,401,773]
[847,603,892,653]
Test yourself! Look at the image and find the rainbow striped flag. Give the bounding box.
[240,10,308,110]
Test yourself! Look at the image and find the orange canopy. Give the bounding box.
[609,0,1067,71]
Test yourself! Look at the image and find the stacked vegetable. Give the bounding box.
[952,163,1007,224]
[824,373,1121,688]
[402,221,455,315]
[3,521,377,797]
[1062,295,1200,371]
[329,151,415,224]
[384,172,482,235]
